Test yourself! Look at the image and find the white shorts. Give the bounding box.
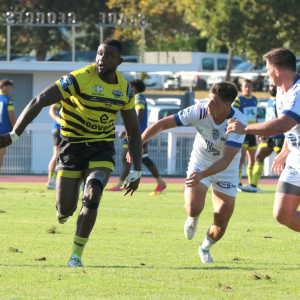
[187,160,239,197]
[279,152,300,188]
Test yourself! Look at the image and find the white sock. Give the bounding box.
[201,235,216,251]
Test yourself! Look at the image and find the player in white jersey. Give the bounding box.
[131,82,247,263]
[227,47,300,234]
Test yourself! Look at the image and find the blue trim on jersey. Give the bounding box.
[282,110,300,123]
[226,107,234,119]
[293,75,300,86]
[174,114,183,126]
[225,141,242,148]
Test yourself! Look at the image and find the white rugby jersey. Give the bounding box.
[276,75,300,154]
[174,102,247,172]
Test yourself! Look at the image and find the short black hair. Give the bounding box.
[0,79,13,89]
[263,47,296,72]
[243,79,253,85]
[210,81,238,104]
[102,39,122,54]
[129,79,146,93]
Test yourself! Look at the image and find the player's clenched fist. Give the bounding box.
[0,133,12,148]
[226,118,247,135]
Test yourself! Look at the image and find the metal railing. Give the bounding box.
[1,124,276,177]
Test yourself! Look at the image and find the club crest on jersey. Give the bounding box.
[212,129,220,140]
[104,101,114,108]
[112,90,123,97]
[60,76,72,89]
[93,85,104,93]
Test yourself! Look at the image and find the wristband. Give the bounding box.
[9,131,19,144]
[125,170,142,185]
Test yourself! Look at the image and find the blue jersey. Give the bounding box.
[51,101,62,130]
[135,93,147,133]
[232,95,258,125]
[0,93,14,134]
[265,97,284,138]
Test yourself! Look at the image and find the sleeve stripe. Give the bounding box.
[69,74,80,95]
[174,114,183,126]
[282,110,300,123]
[225,141,242,148]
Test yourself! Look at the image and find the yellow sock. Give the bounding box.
[48,172,53,179]
[238,166,242,185]
[72,235,89,258]
[252,162,264,187]
[116,180,124,188]
[247,166,254,185]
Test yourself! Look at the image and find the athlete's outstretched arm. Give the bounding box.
[186,145,240,187]
[226,114,297,136]
[121,107,142,195]
[0,83,63,148]
[142,115,177,144]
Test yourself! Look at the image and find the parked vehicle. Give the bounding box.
[12,55,37,61]
[164,75,181,90]
[0,54,29,61]
[177,54,245,90]
[45,51,97,62]
[236,63,267,91]
[207,61,264,89]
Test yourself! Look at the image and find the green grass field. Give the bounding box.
[0,182,299,299]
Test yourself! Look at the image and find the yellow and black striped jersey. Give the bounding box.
[56,64,135,143]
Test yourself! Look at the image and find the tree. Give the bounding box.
[0,0,110,60]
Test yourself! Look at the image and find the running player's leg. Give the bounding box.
[184,182,208,240]
[56,175,81,220]
[47,145,59,189]
[142,145,166,194]
[199,188,235,263]
[0,147,6,188]
[273,152,300,232]
[238,145,247,188]
[106,142,130,191]
[274,190,300,232]
[0,147,7,170]
[252,138,273,188]
[77,167,111,238]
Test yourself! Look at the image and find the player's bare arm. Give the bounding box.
[271,138,290,175]
[49,105,60,124]
[186,145,240,187]
[142,115,177,144]
[226,114,297,136]
[8,110,16,127]
[0,83,63,149]
[136,108,144,122]
[121,107,142,195]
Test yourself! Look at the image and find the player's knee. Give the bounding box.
[273,208,288,225]
[142,154,155,168]
[82,171,105,209]
[184,202,203,217]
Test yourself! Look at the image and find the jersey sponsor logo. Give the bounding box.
[205,140,220,156]
[93,85,104,93]
[285,166,298,175]
[112,90,123,98]
[59,76,72,89]
[217,182,237,189]
[85,120,113,130]
[100,114,109,124]
[287,133,298,146]
[127,85,135,99]
[104,101,114,108]
[56,163,75,169]
[212,129,220,140]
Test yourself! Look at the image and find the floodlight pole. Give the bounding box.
[99,26,103,44]
[4,23,79,62]
[7,25,11,61]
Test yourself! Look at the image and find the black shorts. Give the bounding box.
[259,136,284,152]
[123,138,147,149]
[57,141,116,178]
[52,128,62,146]
[242,134,257,150]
